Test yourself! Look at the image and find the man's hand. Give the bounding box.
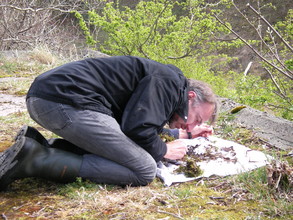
[191,124,213,138]
[164,140,188,160]
[179,124,213,139]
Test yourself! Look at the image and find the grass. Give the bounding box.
[0,51,292,219]
[228,165,293,218]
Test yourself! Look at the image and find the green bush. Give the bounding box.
[74,0,292,120]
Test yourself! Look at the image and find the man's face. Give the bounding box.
[169,92,215,132]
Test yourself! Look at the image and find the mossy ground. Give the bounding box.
[0,177,269,219]
[0,55,292,219]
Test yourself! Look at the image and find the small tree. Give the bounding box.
[213,0,292,119]
[74,0,239,63]
[75,0,292,120]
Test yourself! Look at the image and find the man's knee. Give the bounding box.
[135,159,157,186]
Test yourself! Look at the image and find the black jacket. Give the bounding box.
[27,56,189,161]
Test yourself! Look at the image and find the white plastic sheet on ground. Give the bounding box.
[156,136,272,187]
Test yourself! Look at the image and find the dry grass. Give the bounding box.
[0,177,267,219]
[0,52,292,219]
[1,105,291,220]
[29,45,56,65]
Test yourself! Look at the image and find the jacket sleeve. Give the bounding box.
[120,75,180,162]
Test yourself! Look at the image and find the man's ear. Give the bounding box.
[188,91,196,100]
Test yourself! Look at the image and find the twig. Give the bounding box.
[209,196,225,199]
[141,0,170,46]
[168,26,207,60]
[167,51,192,59]
[232,1,292,74]
[264,67,287,100]
[2,38,34,46]
[275,173,282,190]
[244,61,253,76]
[213,14,293,80]
[1,213,7,220]
[247,3,293,53]
[157,210,184,219]
[0,4,73,13]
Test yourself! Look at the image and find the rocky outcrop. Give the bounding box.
[218,97,293,151]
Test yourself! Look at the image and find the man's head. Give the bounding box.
[169,79,218,132]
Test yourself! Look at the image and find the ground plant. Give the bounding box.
[0,0,292,219]
[0,51,292,219]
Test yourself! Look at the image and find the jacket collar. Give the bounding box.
[166,64,189,122]
[175,78,189,122]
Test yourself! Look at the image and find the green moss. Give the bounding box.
[0,53,291,219]
[230,105,247,114]
[162,184,265,219]
[175,156,203,177]
[159,133,175,143]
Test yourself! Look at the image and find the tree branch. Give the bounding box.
[213,14,293,80]
[167,51,192,59]
[246,3,293,53]
[264,67,287,100]
[141,0,170,46]
[231,1,292,75]
[0,4,73,13]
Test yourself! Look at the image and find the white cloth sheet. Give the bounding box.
[156,136,272,186]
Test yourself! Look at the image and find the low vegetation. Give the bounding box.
[0,52,292,219]
[0,1,292,218]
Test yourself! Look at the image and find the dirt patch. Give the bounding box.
[0,93,26,116]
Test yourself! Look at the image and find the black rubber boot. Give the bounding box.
[14,125,87,155]
[0,136,83,191]
[47,138,88,155]
[14,125,50,147]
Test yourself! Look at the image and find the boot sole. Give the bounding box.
[14,125,29,143]
[14,125,50,148]
[0,137,25,180]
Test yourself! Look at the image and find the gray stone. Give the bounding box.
[218,97,293,150]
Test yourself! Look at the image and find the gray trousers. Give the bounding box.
[26,97,157,186]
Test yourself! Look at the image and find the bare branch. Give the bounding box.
[168,22,209,60]
[247,3,293,53]
[167,51,192,59]
[138,45,150,59]
[232,1,292,75]
[2,38,34,46]
[17,12,52,35]
[157,210,184,220]
[0,4,73,13]
[244,61,253,76]
[264,67,287,100]
[0,1,88,51]
[213,14,293,80]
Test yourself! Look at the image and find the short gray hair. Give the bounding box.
[188,79,218,124]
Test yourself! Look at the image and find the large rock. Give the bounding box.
[218,97,293,150]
